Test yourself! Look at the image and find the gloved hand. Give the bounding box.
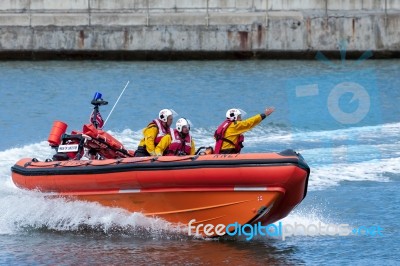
[265,107,275,116]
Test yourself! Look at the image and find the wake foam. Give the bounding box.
[309,157,400,190]
[0,189,187,239]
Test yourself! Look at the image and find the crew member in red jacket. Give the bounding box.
[155,118,196,156]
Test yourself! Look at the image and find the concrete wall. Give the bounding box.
[0,0,399,59]
[2,0,400,12]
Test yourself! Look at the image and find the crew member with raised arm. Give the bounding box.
[214,107,274,154]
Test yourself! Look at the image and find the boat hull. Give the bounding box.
[11,151,310,236]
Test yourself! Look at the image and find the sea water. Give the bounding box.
[0,59,399,265]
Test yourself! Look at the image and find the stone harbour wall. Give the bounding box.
[0,0,399,59]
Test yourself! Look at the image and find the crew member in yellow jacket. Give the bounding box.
[214,107,274,154]
[134,109,176,157]
[155,118,196,156]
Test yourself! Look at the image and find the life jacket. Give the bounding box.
[214,119,244,154]
[165,129,192,156]
[82,123,134,159]
[150,119,169,146]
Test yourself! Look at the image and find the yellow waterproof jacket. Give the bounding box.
[138,124,159,155]
[219,114,263,151]
[155,134,196,156]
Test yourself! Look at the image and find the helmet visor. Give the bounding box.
[237,109,247,119]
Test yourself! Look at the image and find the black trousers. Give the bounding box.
[134,146,150,157]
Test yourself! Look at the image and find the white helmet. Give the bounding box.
[176,118,191,132]
[159,109,173,122]
[226,108,245,121]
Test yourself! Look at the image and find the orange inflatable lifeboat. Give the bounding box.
[11,149,310,237]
